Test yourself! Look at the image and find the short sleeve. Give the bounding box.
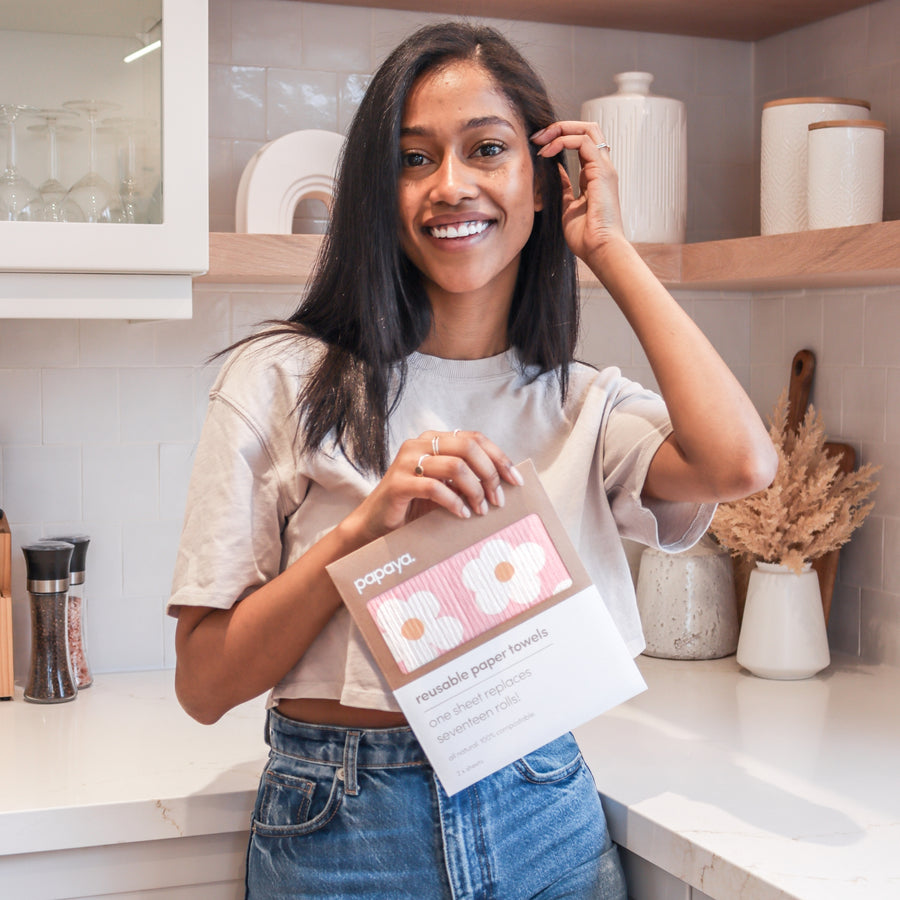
[167,394,304,615]
[601,377,715,552]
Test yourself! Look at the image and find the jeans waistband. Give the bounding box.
[265,707,430,771]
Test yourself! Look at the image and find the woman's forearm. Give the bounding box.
[174,516,364,724]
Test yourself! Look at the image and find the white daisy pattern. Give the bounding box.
[373,591,464,673]
[461,538,547,616]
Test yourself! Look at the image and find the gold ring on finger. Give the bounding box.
[414,454,430,477]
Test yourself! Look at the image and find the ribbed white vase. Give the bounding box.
[807,119,886,230]
[581,72,686,243]
[760,97,870,235]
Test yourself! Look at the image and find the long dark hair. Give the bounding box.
[250,22,577,474]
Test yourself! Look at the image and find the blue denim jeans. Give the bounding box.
[245,709,627,899]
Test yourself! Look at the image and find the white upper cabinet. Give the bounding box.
[0,0,207,318]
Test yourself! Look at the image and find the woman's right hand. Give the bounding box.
[341,429,524,545]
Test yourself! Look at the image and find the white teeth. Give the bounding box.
[428,220,489,239]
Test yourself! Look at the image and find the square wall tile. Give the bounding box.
[339,73,371,133]
[42,368,119,444]
[578,289,633,369]
[0,369,41,444]
[88,593,165,672]
[840,514,883,591]
[783,294,823,364]
[572,28,639,104]
[842,366,886,444]
[209,64,267,140]
[864,289,900,367]
[0,319,78,367]
[123,521,182,598]
[119,368,195,443]
[886,370,900,444]
[79,319,155,367]
[822,292,864,366]
[883,516,900,594]
[301,2,372,72]
[2,444,81,524]
[153,292,231,367]
[267,68,338,137]
[750,295,784,365]
[231,0,302,68]
[859,587,900,666]
[693,296,752,372]
[83,444,159,522]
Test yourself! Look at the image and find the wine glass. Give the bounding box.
[63,99,124,223]
[0,104,42,221]
[27,108,84,222]
[98,116,156,224]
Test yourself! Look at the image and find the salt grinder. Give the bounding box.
[22,541,77,703]
[46,534,92,688]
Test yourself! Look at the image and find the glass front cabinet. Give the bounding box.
[0,0,207,318]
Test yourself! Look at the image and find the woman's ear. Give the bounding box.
[532,161,544,212]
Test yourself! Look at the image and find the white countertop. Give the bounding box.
[574,654,900,900]
[1,656,897,899]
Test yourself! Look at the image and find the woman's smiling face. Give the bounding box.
[397,60,542,312]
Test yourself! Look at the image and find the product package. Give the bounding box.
[327,460,646,794]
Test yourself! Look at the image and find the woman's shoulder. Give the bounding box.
[210,328,325,415]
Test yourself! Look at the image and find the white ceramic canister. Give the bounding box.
[760,97,870,235]
[581,72,686,243]
[807,119,886,230]
[635,536,739,660]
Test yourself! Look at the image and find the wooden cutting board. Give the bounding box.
[733,350,853,624]
[794,352,856,624]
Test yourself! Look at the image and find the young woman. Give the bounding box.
[170,22,776,899]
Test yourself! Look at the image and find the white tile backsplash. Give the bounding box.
[4,0,900,683]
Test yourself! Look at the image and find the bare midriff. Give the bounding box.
[277,696,408,728]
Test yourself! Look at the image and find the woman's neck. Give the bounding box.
[418,288,512,360]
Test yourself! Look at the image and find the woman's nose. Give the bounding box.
[429,154,477,205]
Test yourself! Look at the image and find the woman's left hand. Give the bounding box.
[531,121,626,263]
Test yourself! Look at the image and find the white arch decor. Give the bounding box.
[235,129,345,234]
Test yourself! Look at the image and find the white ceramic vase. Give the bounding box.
[581,72,686,243]
[736,561,830,680]
[807,119,886,230]
[636,537,738,659]
[760,96,870,235]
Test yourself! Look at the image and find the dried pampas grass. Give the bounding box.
[710,390,878,574]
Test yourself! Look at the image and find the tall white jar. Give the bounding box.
[581,72,686,243]
[760,96,870,235]
[807,119,886,230]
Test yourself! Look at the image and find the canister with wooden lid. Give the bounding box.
[807,119,886,230]
[760,96,870,234]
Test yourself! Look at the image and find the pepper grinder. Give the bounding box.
[22,541,77,703]
[45,534,92,688]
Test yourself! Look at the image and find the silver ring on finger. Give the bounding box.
[596,141,611,153]
[414,454,430,477]
[432,435,440,455]
[453,428,461,437]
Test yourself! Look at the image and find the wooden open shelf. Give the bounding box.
[305,0,873,42]
[198,219,900,292]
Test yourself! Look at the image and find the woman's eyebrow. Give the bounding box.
[400,115,517,138]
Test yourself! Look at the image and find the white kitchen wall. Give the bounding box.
[1,0,898,680]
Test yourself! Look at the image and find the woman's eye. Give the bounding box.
[401,150,428,168]
[474,141,505,158]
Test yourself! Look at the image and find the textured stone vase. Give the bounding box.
[581,72,686,243]
[760,97,870,235]
[636,537,738,659]
[736,562,830,680]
